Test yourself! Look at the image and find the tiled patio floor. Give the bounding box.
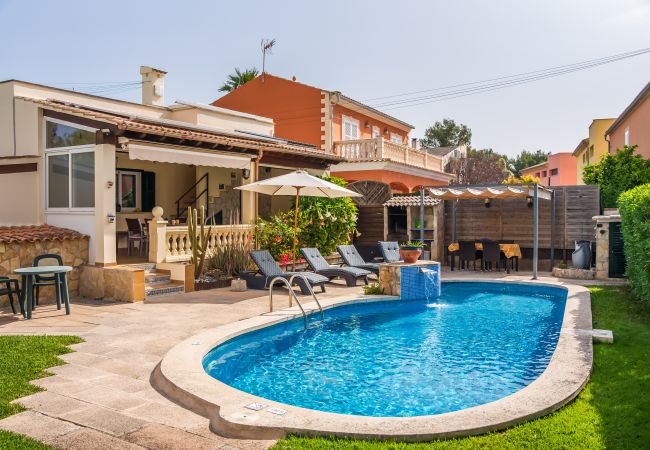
[0,270,624,449]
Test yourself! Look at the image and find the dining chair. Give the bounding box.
[125,218,147,256]
[0,276,21,314]
[482,241,505,271]
[458,240,480,270]
[32,254,63,307]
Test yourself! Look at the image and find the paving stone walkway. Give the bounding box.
[0,270,624,449]
[0,284,363,450]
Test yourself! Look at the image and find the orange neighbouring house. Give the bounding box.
[606,80,650,159]
[520,152,578,187]
[212,73,454,194]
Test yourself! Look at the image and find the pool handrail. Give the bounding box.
[288,273,324,320]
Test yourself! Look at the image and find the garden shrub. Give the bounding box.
[583,145,650,208]
[254,211,296,262]
[618,183,650,302]
[296,176,358,257]
[254,176,358,263]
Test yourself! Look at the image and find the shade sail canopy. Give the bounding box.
[128,143,251,169]
[428,185,551,200]
[236,170,362,198]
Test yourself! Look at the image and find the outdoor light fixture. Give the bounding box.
[527,197,533,208]
[484,198,491,208]
[242,168,251,180]
[384,127,388,135]
[364,120,370,129]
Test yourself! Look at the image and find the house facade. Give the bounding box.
[606,80,650,158]
[572,118,615,184]
[212,74,453,193]
[521,152,578,186]
[0,67,340,268]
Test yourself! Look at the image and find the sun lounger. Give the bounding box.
[336,245,380,275]
[301,248,370,287]
[249,250,328,294]
[378,241,402,263]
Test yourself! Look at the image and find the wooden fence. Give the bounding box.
[443,185,600,262]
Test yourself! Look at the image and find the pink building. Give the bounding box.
[521,152,578,186]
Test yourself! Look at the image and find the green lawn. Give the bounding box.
[274,287,650,449]
[0,335,82,450]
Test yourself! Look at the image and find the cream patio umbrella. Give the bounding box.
[236,170,362,269]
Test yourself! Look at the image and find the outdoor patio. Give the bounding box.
[0,270,623,449]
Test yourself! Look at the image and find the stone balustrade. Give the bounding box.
[148,206,254,264]
[333,137,443,172]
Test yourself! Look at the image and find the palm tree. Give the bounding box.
[219,68,260,92]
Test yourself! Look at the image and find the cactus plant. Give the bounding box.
[188,206,212,278]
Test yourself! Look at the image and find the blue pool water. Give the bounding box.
[203,282,566,417]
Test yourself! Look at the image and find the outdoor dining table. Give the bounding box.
[13,266,72,319]
[447,242,522,272]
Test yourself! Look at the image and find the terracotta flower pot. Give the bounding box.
[399,247,422,264]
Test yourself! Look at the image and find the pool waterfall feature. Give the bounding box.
[378,260,441,300]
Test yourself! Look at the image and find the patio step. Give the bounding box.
[144,271,172,285]
[145,281,185,298]
[127,263,157,273]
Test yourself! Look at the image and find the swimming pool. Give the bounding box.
[203,281,567,417]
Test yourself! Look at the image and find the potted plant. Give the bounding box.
[399,241,425,264]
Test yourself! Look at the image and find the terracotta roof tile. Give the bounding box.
[0,225,87,244]
[384,195,440,207]
[17,97,344,163]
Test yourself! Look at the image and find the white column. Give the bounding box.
[241,159,257,224]
[94,143,116,265]
[149,206,168,263]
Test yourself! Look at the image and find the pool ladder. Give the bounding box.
[269,274,323,328]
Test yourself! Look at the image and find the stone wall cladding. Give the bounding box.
[79,265,145,302]
[0,236,89,307]
[552,267,595,280]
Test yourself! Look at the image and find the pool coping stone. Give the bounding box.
[154,280,592,441]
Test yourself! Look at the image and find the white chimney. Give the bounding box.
[140,66,166,106]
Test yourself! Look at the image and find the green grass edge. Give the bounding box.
[273,286,650,449]
[0,335,83,450]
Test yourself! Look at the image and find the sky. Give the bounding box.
[1,0,649,156]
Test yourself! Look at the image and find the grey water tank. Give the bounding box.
[572,240,592,270]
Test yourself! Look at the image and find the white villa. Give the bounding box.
[0,67,341,264]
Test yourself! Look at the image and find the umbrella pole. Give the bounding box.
[293,187,301,271]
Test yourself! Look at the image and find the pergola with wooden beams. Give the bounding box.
[416,184,555,279]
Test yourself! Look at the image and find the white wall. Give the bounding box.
[45,212,95,262]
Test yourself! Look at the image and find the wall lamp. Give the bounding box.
[484,198,491,208]
[242,168,251,180]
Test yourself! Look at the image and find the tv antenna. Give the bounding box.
[261,38,276,82]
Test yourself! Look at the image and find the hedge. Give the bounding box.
[618,183,650,302]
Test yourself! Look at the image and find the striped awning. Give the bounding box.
[428,185,551,200]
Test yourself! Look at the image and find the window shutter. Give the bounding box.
[141,171,156,212]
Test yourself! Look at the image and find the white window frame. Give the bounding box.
[390,132,403,144]
[372,125,381,138]
[342,115,360,141]
[116,170,142,212]
[44,118,97,212]
[624,127,630,145]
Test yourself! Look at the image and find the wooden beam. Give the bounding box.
[0,163,37,174]
[42,109,118,133]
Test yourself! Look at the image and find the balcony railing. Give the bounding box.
[333,137,443,172]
